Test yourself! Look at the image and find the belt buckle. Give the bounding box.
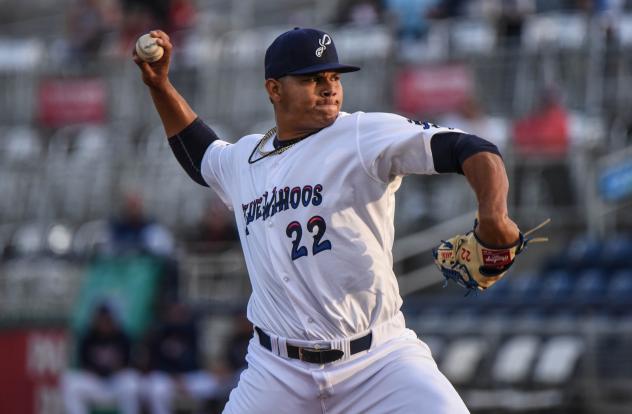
[298,343,330,362]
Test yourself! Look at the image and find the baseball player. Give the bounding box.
[134,27,523,413]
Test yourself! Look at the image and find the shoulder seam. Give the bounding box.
[355,112,388,185]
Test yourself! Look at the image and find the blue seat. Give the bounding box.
[575,269,607,301]
[600,234,632,270]
[480,276,511,302]
[541,270,574,300]
[566,235,602,269]
[607,270,632,303]
[508,271,542,300]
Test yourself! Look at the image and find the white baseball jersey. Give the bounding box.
[201,111,458,341]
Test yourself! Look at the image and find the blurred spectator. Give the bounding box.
[534,0,572,13]
[490,0,534,46]
[384,0,440,40]
[439,96,508,153]
[429,0,469,18]
[575,0,620,14]
[66,0,121,61]
[118,5,154,55]
[117,0,195,54]
[62,303,140,414]
[167,0,197,33]
[104,192,174,257]
[122,0,170,26]
[184,199,239,253]
[140,301,220,414]
[512,88,575,206]
[513,88,569,156]
[335,0,384,26]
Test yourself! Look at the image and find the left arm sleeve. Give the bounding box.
[430,131,502,175]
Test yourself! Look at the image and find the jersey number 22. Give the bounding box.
[285,216,332,261]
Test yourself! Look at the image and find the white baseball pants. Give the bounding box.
[140,370,220,414]
[222,328,469,414]
[61,369,141,414]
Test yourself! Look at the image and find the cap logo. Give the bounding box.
[315,34,331,57]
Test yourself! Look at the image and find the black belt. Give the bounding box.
[255,326,373,364]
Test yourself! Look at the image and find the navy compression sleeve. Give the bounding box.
[430,132,501,175]
[168,118,219,186]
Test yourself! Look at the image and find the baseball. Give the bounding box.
[135,33,164,63]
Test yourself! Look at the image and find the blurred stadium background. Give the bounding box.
[1,0,632,413]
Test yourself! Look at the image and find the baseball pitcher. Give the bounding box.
[134,27,543,413]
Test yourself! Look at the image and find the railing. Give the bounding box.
[178,244,249,306]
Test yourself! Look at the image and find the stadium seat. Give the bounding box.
[553,14,588,49]
[451,19,496,55]
[71,219,109,258]
[600,234,632,270]
[541,270,574,301]
[507,271,542,300]
[335,26,392,60]
[3,125,42,163]
[616,14,632,47]
[574,268,607,302]
[568,111,606,148]
[440,336,488,386]
[522,15,558,50]
[10,222,45,257]
[566,235,602,269]
[533,335,584,385]
[45,223,74,257]
[479,276,511,302]
[491,335,541,385]
[523,13,587,51]
[607,270,632,304]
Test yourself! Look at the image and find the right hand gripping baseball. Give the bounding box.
[133,30,172,89]
[433,219,550,292]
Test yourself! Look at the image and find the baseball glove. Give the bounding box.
[432,218,550,292]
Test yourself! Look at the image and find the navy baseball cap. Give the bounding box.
[265,28,360,79]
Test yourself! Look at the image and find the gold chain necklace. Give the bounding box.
[249,126,322,164]
[256,127,307,156]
